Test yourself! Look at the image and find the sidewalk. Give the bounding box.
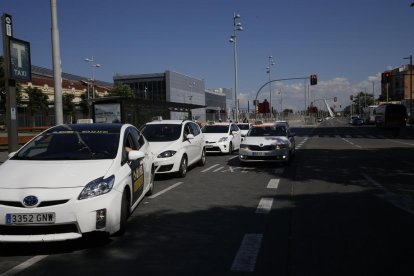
[0,151,9,163]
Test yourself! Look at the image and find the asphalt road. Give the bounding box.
[1,118,414,275]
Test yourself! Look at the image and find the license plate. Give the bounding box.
[205,144,213,148]
[6,213,56,225]
[252,152,269,156]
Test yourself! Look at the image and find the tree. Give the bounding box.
[62,93,75,116]
[352,91,375,115]
[108,84,134,98]
[79,92,90,116]
[26,87,49,115]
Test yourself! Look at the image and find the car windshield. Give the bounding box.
[11,130,120,161]
[248,126,286,137]
[202,125,229,134]
[237,124,250,130]
[141,124,182,142]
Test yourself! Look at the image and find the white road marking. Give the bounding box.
[267,179,280,189]
[148,182,184,199]
[1,255,48,276]
[230,234,263,272]
[362,173,414,215]
[255,197,273,214]
[201,164,219,172]
[213,166,224,172]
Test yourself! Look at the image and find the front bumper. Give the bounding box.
[239,147,290,162]
[0,188,122,242]
[153,154,181,174]
[205,141,230,153]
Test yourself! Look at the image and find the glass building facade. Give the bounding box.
[114,71,206,121]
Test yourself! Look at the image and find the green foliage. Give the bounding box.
[108,84,134,98]
[62,93,75,115]
[79,92,90,116]
[26,87,49,115]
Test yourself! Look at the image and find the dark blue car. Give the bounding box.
[352,117,364,125]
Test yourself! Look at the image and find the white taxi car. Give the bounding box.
[202,122,241,154]
[141,119,206,178]
[239,123,296,164]
[0,123,155,242]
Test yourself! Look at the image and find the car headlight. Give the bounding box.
[218,137,228,143]
[79,175,115,200]
[158,150,177,158]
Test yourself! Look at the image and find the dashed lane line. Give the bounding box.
[230,234,263,272]
[255,197,274,214]
[267,179,280,189]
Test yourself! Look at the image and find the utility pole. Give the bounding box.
[50,0,63,125]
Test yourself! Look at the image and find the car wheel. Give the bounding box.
[228,142,233,155]
[115,189,130,236]
[146,166,155,196]
[177,156,188,178]
[198,148,206,166]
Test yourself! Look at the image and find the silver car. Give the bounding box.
[239,123,296,164]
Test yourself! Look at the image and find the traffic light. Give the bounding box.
[350,95,354,100]
[334,97,337,102]
[310,74,318,85]
[381,72,391,83]
[255,105,259,113]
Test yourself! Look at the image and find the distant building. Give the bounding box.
[114,70,207,121]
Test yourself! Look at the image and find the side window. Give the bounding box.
[122,128,138,164]
[189,122,200,136]
[183,123,192,136]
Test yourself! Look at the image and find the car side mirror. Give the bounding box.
[128,150,145,161]
[186,134,195,140]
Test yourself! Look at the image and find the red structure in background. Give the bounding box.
[258,99,270,114]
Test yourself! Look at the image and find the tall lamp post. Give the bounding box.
[266,56,275,119]
[229,12,243,122]
[85,56,101,99]
[404,54,412,122]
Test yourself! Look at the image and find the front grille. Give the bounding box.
[249,145,275,151]
[205,146,220,151]
[0,200,69,208]
[0,224,80,235]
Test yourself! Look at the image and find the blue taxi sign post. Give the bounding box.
[9,37,31,81]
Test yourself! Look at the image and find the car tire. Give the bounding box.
[146,166,155,196]
[177,155,188,178]
[115,189,130,236]
[198,148,206,166]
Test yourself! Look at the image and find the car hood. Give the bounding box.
[147,141,180,154]
[242,136,290,145]
[0,159,114,189]
[203,133,229,142]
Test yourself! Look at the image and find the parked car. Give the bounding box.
[236,123,252,140]
[141,119,206,178]
[202,122,241,154]
[0,123,155,242]
[352,117,364,126]
[239,122,296,164]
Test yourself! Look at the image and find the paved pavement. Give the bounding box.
[0,151,9,163]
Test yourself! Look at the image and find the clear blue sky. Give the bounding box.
[1,0,413,111]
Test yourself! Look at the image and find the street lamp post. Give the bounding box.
[229,12,243,122]
[85,56,101,99]
[266,56,275,119]
[404,54,412,122]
